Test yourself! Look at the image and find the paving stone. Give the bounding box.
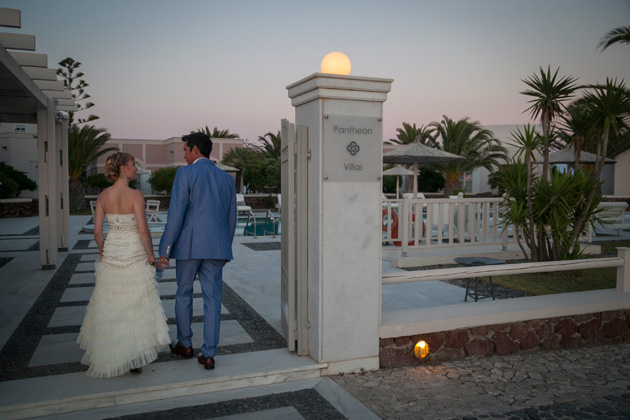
[69,272,96,285]
[60,286,94,302]
[75,262,95,272]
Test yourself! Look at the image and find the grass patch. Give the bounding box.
[493,268,616,296]
[491,240,629,296]
[70,210,92,216]
[599,240,630,254]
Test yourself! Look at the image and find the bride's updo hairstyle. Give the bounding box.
[104,152,134,182]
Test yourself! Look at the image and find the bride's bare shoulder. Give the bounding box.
[97,186,114,200]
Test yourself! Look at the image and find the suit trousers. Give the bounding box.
[175,259,224,357]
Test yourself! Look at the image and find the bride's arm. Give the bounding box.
[93,197,105,257]
[133,191,156,264]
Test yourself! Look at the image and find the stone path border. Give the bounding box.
[0,251,286,381]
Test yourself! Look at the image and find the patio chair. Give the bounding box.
[382,193,398,209]
[402,192,426,200]
[236,194,252,214]
[594,201,630,236]
[145,200,160,222]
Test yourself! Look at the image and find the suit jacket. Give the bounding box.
[159,159,237,261]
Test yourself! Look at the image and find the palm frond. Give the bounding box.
[598,25,630,51]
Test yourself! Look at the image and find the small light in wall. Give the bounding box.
[320,51,351,75]
[414,340,429,360]
[1,146,7,150]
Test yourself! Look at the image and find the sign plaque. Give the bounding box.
[323,115,381,182]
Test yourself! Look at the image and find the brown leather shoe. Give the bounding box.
[169,342,194,359]
[198,354,215,370]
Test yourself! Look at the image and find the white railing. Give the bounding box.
[382,253,629,292]
[382,195,519,255]
[380,248,630,340]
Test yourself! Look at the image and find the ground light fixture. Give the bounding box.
[414,340,429,360]
[320,51,351,75]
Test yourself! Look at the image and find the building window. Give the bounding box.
[460,172,473,193]
[13,124,27,132]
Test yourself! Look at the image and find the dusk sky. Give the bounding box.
[3,0,630,144]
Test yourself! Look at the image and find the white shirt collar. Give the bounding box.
[193,157,209,164]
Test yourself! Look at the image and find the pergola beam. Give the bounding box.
[0,46,47,107]
[34,79,64,91]
[22,66,57,80]
[0,8,20,28]
[0,32,35,50]
[45,89,72,100]
[9,51,47,67]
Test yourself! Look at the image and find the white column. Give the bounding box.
[56,117,70,251]
[287,73,393,374]
[37,97,58,269]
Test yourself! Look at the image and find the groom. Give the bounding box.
[158,132,236,370]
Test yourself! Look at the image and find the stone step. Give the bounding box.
[0,349,325,420]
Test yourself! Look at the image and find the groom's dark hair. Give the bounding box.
[182,132,213,157]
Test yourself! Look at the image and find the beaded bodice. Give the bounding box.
[106,213,138,232]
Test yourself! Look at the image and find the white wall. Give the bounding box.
[0,123,38,198]
[614,148,630,196]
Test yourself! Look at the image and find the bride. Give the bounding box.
[78,152,170,378]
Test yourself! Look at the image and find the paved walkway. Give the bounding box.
[0,214,629,419]
[334,343,630,419]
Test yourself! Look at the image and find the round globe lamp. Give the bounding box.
[320,51,351,75]
[414,340,429,360]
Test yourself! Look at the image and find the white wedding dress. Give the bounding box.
[78,213,171,378]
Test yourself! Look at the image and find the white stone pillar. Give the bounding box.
[617,247,630,293]
[287,73,393,374]
[37,98,58,269]
[56,117,70,251]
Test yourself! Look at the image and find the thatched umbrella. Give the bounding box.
[383,140,464,198]
[383,166,414,198]
[549,147,616,164]
[215,162,240,172]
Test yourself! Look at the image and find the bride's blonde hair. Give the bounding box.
[104,152,134,182]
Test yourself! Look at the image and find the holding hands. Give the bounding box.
[157,255,170,270]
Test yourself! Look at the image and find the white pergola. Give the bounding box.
[0,8,77,269]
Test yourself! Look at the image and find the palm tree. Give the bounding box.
[386,122,433,145]
[598,25,630,51]
[68,125,117,211]
[426,116,508,196]
[255,131,281,160]
[194,125,239,138]
[520,66,579,180]
[558,99,598,171]
[507,125,544,261]
[567,78,630,247]
[221,146,258,193]
[581,79,630,180]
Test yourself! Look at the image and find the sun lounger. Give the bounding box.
[236,194,252,214]
[595,201,630,235]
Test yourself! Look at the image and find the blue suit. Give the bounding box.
[159,158,236,357]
